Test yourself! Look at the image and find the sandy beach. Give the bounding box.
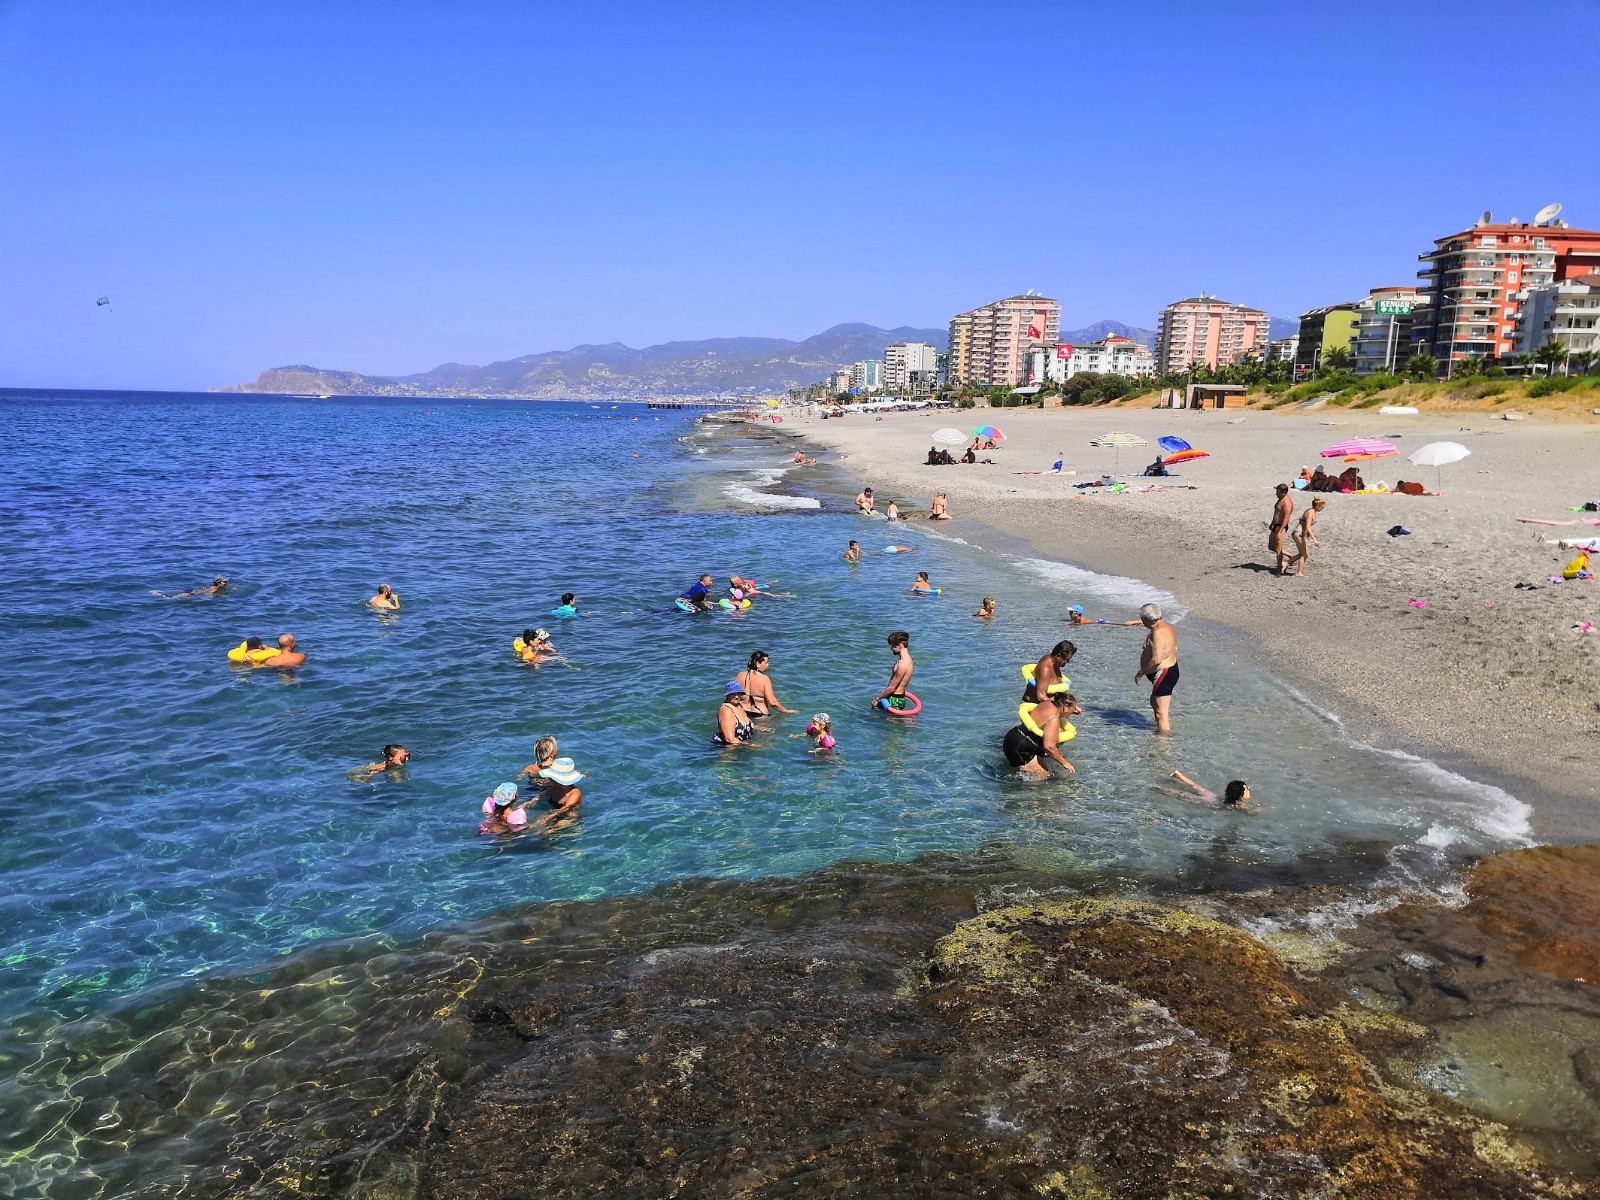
[786,404,1600,842]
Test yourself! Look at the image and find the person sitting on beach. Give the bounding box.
[981,438,998,451]
[1143,456,1167,477]
[682,574,716,611]
[1287,498,1325,577]
[873,631,914,710]
[1295,466,1312,490]
[855,487,876,513]
[926,446,941,466]
[479,782,531,835]
[517,736,585,830]
[166,575,228,599]
[886,500,901,522]
[1066,604,1140,626]
[735,650,797,716]
[1170,771,1253,812]
[259,633,305,669]
[1025,640,1076,703]
[930,493,950,520]
[909,571,936,595]
[794,451,816,466]
[714,680,757,746]
[368,582,400,610]
[1336,467,1363,493]
[937,448,956,465]
[961,446,976,464]
[844,540,861,563]
[352,744,409,782]
[1308,467,1331,493]
[1003,688,1080,778]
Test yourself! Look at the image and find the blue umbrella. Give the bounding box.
[1157,436,1191,454]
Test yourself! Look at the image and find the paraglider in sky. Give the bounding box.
[96,296,110,308]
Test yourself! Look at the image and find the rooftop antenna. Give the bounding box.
[1534,202,1563,226]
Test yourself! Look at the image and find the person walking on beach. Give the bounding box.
[873,631,914,710]
[1269,484,1294,575]
[1025,641,1076,704]
[1134,604,1178,734]
[1287,498,1325,577]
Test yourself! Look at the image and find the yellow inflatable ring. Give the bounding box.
[227,640,278,664]
[1017,702,1075,743]
[1020,662,1068,690]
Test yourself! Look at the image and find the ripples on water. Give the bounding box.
[0,392,1535,1194]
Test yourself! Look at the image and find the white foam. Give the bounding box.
[1012,557,1186,620]
[722,466,820,510]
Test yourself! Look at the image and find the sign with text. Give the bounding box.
[1375,300,1413,316]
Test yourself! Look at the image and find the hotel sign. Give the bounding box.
[1375,300,1413,316]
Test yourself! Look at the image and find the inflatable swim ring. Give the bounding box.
[674,598,696,613]
[878,692,921,717]
[550,604,577,619]
[512,637,545,661]
[1017,701,1075,743]
[1019,662,1070,690]
[227,640,278,664]
[717,598,752,611]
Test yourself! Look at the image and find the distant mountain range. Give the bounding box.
[225,314,1294,399]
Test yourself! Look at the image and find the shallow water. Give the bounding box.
[0,392,1539,1193]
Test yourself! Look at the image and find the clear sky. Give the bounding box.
[3,1,1598,390]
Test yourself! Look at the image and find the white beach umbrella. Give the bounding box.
[1090,430,1149,474]
[932,427,968,446]
[1408,441,1471,492]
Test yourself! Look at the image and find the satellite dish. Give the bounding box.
[1534,202,1563,226]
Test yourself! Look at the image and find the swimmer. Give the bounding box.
[1170,771,1254,812]
[1066,604,1140,626]
[681,574,716,612]
[479,782,531,835]
[162,575,228,599]
[517,627,556,663]
[517,735,585,830]
[1002,690,1081,778]
[352,744,409,782]
[368,583,400,610]
[855,487,876,514]
[552,592,578,617]
[1025,640,1076,704]
[805,712,836,753]
[872,631,914,709]
[930,493,951,520]
[909,571,935,595]
[883,545,916,555]
[974,597,996,619]
[714,681,756,746]
[843,540,861,563]
[886,501,900,522]
[736,649,797,715]
[258,633,305,669]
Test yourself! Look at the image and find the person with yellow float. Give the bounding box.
[1003,683,1081,777]
[226,633,304,668]
[1022,640,1076,704]
[513,628,557,664]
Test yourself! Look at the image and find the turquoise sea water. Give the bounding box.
[0,391,1530,1037]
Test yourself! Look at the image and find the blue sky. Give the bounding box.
[3,1,1598,390]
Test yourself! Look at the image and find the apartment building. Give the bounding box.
[883,341,939,394]
[1353,287,1426,375]
[946,294,1060,386]
[1292,304,1360,375]
[1413,211,1600,364]
[1040,335,1154,383]
[1154,295,1270,372]
[849,360,883,392]
[1514,274,1600,356]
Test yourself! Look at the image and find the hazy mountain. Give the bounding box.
[1060,320,1156,348]
[1269,316,1299,340]
[226,323,949,399]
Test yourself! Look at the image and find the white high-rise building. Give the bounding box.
[884,342,939,393]
[849,360,883,391]
[1042,335,1154,383]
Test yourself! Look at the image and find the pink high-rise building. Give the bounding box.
[947,294,1060,386]
[1155,295,1270,372]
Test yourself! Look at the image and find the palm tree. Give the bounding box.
[1320,346,1352,374]
[1404,353,1438,382]
[1534,338,1569,377]
[1567,349,1599,376]
[1452,356,1485,379]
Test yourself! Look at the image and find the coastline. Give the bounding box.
[781,404,1600,845]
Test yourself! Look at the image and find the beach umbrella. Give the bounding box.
[1091,430,1148,474]
[932,427,967,446]
[1320,437,1397,459]
[1408,440,1470,492]
[972,425,1005,441]
[1157,435,1191,454]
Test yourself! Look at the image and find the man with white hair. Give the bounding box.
[1133,603,1178,733]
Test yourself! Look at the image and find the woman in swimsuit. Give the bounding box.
[1288,497,1325,577]
[1002,690,1081,779]
[735,650,796,716]
[714,680,756,747]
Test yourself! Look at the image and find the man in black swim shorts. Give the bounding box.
[1133,602,1179,734]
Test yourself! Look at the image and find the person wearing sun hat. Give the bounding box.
[517,736,586,830]
[714,681,756,747]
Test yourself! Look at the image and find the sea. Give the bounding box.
[0,391,1534,1195]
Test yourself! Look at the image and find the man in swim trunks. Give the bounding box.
[1025,640,1076,704]
[855,487,875,514]
[1134,603,1178,733]
[369,583,400,610]
[1269,483,1294,575]
[681,574,715,611]
[260,633,306,669]
[873,630,914,709]
[843,540,861,563]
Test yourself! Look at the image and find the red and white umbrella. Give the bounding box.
[1320,438,1397,459]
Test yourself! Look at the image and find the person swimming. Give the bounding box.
[368,583,400,610]
[974,597,996,619]
[1066,604,1140,626]
[1170,771,1253,811]
[478,782,530,835]
[162,575,228,599]
[843,540,861,563]
[552,592,578,618]
[517,628,556,663]
[909,571,935,595]
[259,633,305,669]
[352,744,409,782]
[805,712,835,752]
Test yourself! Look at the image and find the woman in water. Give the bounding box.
[714,681,756,746]
[368,582,401,610]
[735,650,797,716]
[352,743,409,781]
[1003,689,1081,778]
[517,736,585,830]
[517,628,556,663]
[1170,771,1253,811]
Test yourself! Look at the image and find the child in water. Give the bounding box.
[352,743,409,782]
[1170,772,1254,812]
[479,782,530,834]
[805,712,836,753]
[909,571,937,595]
[517,628,556,663]
[974,597,996,619]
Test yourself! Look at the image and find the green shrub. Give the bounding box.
[1473,381,1510,398]
[1528,377,1580,397]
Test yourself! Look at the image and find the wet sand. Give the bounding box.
[787,404,1600,843]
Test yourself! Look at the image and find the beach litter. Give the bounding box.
[1387,526,1412,537]
[1407,599,1428,609]
[1575,622,1596,635]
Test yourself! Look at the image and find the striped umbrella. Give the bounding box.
[1091,430,1148,474]
[973,425,1005,440]
[1320,438,1397,459]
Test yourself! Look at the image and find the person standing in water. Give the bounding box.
[736,650,797,716]
[1134,603,1178,733]
[873,631,914,710]
[1025,641,1076,704]
[368,583,400,610]
[1003,689,1081,778]
[1269,484,1295,576]
[843,540,861,563]
[855,487,875,514]
[974,597,996,619]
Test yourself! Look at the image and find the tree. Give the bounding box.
[1534,338,1568,377]
[1567,349,1598,376]
[1452,356,1485,379]
[1405,353,1438,382]
[1319,346,1352,374]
